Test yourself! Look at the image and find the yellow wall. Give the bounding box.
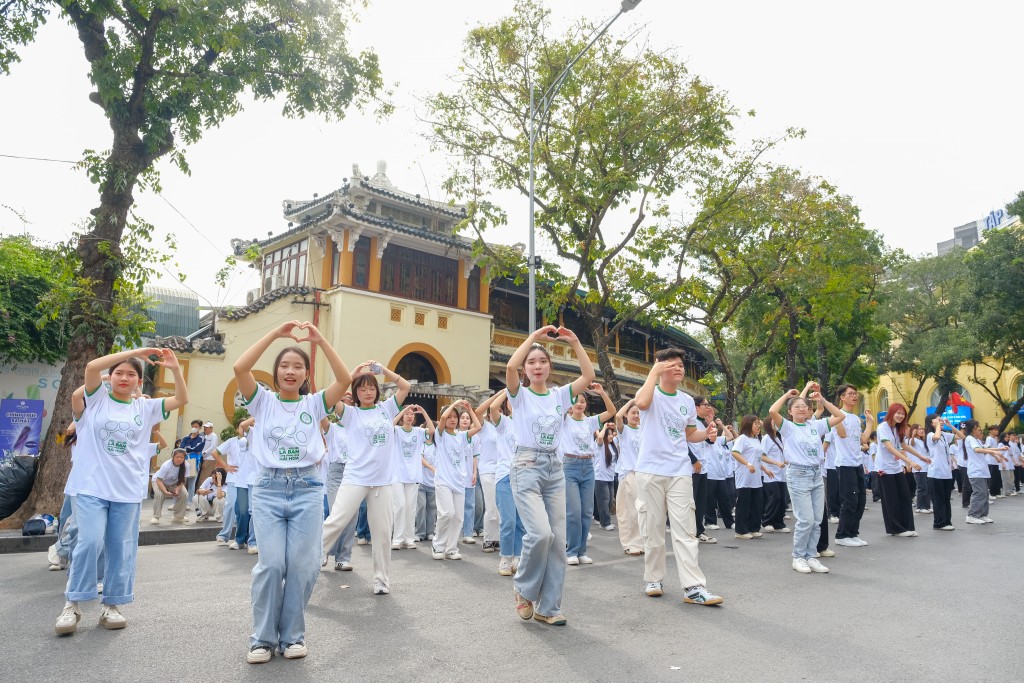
[866,360,1024,428]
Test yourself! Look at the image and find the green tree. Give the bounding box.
[963,220,1024,430]
[425,0,794,402]
[1,0,385,521]
[0,235,72,366]
[877,249,976,418]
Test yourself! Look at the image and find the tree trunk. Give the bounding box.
[998,396,1024,432]
[1,150,137,527]
[785,309,799,390]
[815,318,832,399]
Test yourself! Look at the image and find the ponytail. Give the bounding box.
[604,436,619,469]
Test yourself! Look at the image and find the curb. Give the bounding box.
[0,525,221,554]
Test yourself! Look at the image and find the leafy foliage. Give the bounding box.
[0,236,73,365]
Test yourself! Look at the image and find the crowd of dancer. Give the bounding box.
[45,321,1024,665]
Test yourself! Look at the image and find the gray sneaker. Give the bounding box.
[698,534,718,544]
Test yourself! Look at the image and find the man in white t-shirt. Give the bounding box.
[634,348,723,606]
[832,384,873,548]
[198,422,220,484]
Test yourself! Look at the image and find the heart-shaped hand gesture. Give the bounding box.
[588,382,605,394]
[533,324,559,341]
[299,322,324,345]
[276,320,309,342]
[150,348,180,370]
[555,327,578,344]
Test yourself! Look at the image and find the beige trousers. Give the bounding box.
[636,472,706,589]
[615,471,643,553]
[322,484,394,588]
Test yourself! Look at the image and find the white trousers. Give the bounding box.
[322,484,394,588]
[392,482,419,543]
[636,472,706,589]
[194,494,225,519]
[481,473,500,542]
[433,485,465,554]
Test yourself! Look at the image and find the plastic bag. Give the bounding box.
[0,455,38,521]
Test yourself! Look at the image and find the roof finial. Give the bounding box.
[372,160,392,187]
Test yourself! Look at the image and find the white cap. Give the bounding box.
[203,422,213,428]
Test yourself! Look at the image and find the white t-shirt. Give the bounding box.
[336,397,402,487]
[434,429,473,490]
[953,438,968,468]
[493,414,517,481]
[731,434,764,488]
[830,411,864,468]
[221,435,257,488]
[867,443,878,473]
[876,422,906,475]
[779,418,829,469]
[464,430,479,485]
[202,432,220,460]
[966,436,991,479]
[635,387,698,478]
[823,432,837,471]
[476,421,498,476]
[593,438,618,482]
[559,415,601,460]
[324,423,349,465]
[1010,442,1022,467]
[760,434,784,482]
[65,383,168,503]
[421,442,437,488]
[198,475,226,501]
[908,438,929,473]
[507,384,574,452]
[984,436,1000,466]
[394,426,427,484]
[615,425,640,476]
[689,419,711,471]
[926,432,954,479]
[243,386,330,470]
[152,458,186,487]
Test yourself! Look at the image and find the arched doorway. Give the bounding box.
[396,352,439,419]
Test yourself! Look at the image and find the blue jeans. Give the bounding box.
[65,494,139,604]
[462,486,477,537]
[250,466,323,651]
[496,475,524,557]
[788,464,824,560]
[563,457,595,557]
[57,495,74,536]
[325,462,356,562]
[217,485,238,542]
[234,485,257,547]
[356,500,370,540]
[416,484,437,539]
[511,448,567,617]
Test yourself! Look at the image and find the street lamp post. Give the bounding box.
[527,0,642,334]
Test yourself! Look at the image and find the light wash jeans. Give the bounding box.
[249,466,323,651]
[511,448,567,617]
[495,474,525,557]
[416,484,437,539]
[325,462,356,562]
[216,485,238,542]
[563,457,595,557]
[787,464,824,560]
[462,485,477,537]
[56,495,104,577]
[65,494,139,604]
[234,485,257,547]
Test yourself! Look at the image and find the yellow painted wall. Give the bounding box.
[866,360,1024,428]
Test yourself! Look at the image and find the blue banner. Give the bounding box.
[926,404,973,427]
[0,398,45,461]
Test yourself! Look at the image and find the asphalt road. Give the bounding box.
[3,492,1023,683]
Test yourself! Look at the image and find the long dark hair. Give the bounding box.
[171,448,187,486]
[273,346,310,395]
[763,416,782,450]
[603,429,618,468]
[213,467,228,486]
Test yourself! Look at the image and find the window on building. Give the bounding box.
[262,239,307,290]
[929,386,971,406]
[618,327,647,361]
[467,266,481,311]
[352,236,371,288]
[560,309,595,348]
[379,243,458,306]
[878,388,889,412]
[490,290,530,331]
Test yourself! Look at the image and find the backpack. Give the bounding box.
[22,516,47,536]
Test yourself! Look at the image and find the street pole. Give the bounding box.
[526,1,640,334]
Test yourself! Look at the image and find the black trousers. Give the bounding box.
[835,465,867,539]
[927,477,954,528]
[961,469,973,508]
[692,472,707,536]
[989,465,1002,496]
[952,467,964,493]
[817,490,829,552]
[878,472,915,534]
[762,480,787,529]
[826,470,840,519]
[1015,466,1024,492]
[869,472,882,501]
[914,471,931,510]
[704,478,734,528]
[734,487,764,535]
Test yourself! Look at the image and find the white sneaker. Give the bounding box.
[852,537,869,546]
[431,547,445,560]
[511,556,521,573]
[982,517,994,523]
[792,558,812,574]
[357,538,369,545]
[896,531,916,537]
[498,557,514,576]
[705,523,720,530]
[806,558,829,573]
[401,541,417,549]
[816,549,836,557]
[939,525,955,530]
[602,524,616,531]
[247,546,259,555]
[751,531,763,538]
[587,532,592,541]
[97,582,103,594]
[321,554,328,567]
[228,540,239,550]
[247,645,273,664]
[150,517,160,525]
[777,527,792,533]
[989,496,997,503]
[645,582,664,597]
[215,538,228,545]
[762,526,775,532]
[698,534,717,544]
[391,542,401,550]
[836,537,860,547]
[965,516,985,524]
[55,604,81,635]
[462,536,476,544]
[47,544,60,567]
[567,555,580,566]
[283,642,308,659]
[828,516,839,524]
[99,604,127,630]
[578,555,593,564]
[734,533,753,540]
[445,550,463,560]
[372,581,390,595]
[336,561,353,571]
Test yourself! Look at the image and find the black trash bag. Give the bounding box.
[0,456,38,521]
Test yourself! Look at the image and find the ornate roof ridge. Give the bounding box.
[154,335,225,355]
[356,178,466,218]
[220,286,316,321]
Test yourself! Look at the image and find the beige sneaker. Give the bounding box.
[99,604,127,630]
[515,592,534,620]
[55,604,81,635]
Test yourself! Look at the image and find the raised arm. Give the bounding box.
[71,384,87,420]
[303,323,352,408]
[489,390,509,424]
[506,325,557,392]
[84,347,162,395]
[377,362,410,405]
[769,389,798,430]
[416,405,436,438]
[635,361,668,411]
[156,349,189,413]
[590,383,616,424]
[861,410,874,446]
[556,328,597,398]
[614,398,635,431]
[809,391,846,433]
[461,400,483,438]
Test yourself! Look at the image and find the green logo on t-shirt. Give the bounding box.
[300,412,312,425]
[134,415,143,426]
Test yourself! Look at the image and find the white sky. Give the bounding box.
[1,0,1021,311]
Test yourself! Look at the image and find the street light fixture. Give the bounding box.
[527,1,642,333]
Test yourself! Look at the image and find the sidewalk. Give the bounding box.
[0,509,221,554]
